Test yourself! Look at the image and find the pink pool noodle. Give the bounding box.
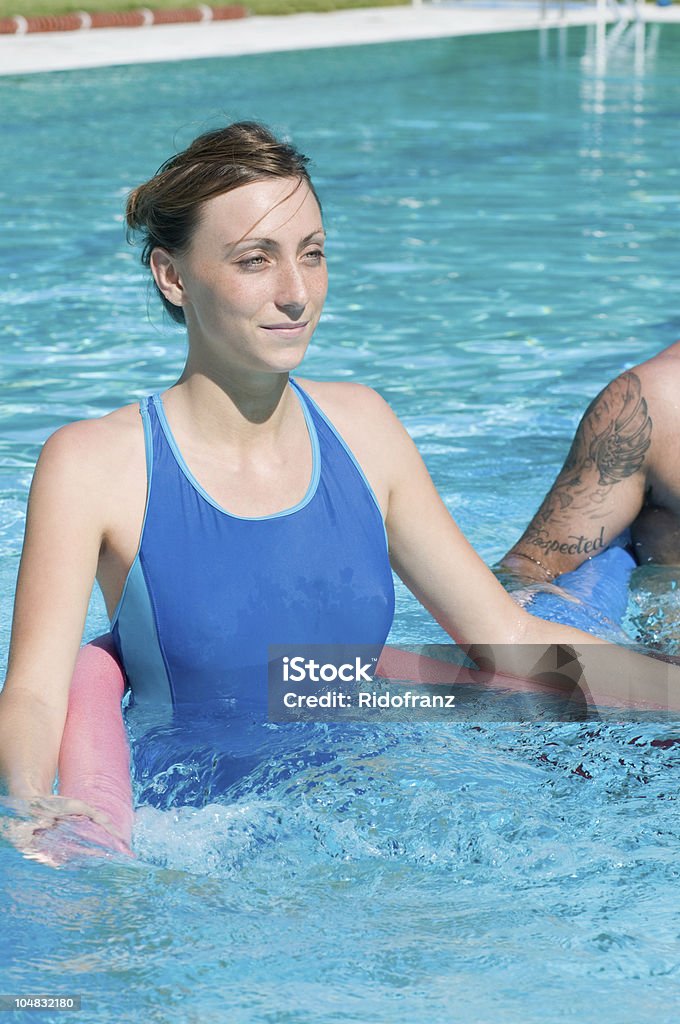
[377,645,679,711]
[57,634,134,855]
[51,634,676,862]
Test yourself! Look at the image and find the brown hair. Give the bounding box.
[125,121,321,324]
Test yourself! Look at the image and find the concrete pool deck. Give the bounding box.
[0,2,679,75]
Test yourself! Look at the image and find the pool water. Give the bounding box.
[1,23,680,1023]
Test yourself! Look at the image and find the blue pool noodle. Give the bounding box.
[525,545,636,639]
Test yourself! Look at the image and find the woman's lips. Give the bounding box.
[260,321,310,335]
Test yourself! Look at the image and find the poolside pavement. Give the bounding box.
[1,1,679,75]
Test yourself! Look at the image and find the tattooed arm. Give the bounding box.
[500,371,652,582]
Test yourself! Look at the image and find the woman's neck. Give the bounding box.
[164,367,298,454]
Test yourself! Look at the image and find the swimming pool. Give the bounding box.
[1,23,680,1023]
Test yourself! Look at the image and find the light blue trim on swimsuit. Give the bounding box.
[151,383,321,522]
[110,397,154,631]
[109,397,174,704]
[114,557,174,704]
[291,378,389,550]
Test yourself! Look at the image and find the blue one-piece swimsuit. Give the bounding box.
[110,379,395,710]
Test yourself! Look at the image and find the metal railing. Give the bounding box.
[419,0,650,22]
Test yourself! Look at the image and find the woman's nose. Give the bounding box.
[276,300,306,321]
[275,262,308,319]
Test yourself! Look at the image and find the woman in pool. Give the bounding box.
[0,121,675,827]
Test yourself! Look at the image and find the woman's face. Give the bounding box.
[153,177,327,375]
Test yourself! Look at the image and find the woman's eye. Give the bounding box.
[304,249,326,263]
[237,255,267,270]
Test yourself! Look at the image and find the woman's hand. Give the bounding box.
[0,794,131,867]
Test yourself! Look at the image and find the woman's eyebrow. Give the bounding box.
[225,230,325,254]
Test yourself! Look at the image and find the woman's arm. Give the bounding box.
[358,388,676,710]
[0,422,109,798]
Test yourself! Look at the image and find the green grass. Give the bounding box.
[1,0,408,20]
[251,0,408,13]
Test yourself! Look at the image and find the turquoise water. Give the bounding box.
[2,24,680,1023]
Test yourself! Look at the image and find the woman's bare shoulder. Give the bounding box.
[37,402,144,485]
[294,378,416,508]
[295,378,399,434]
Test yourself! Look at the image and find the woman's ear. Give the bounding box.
[150,248,185,309]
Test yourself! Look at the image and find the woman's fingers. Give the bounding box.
[1,794,130,861]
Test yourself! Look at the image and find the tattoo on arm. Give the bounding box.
[510,372,652,571]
